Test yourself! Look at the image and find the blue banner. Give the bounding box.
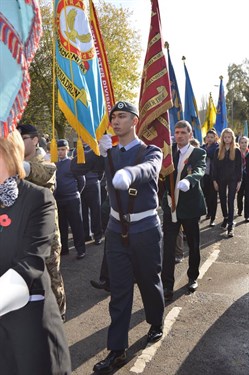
[55,0,108,154]
[183,61,203,144]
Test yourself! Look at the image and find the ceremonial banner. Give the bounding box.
[54,0,109,155]
[201,93,216,137]
[137,0,173,177]
[183,59,203,144]
[214,76,228,136]
[0,0,42,137]
[166,43,183,134]
[89,0,117,144]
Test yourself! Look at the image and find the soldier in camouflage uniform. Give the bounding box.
[17,124,66,321]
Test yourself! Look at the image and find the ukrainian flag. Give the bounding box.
[54,0,108,155]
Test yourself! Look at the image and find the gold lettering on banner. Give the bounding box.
[148,33,160,49]
[56,64,89,107]
[142,126,158,141]
[144,68,167,90]
[140,86,168,118]
[144,51,164,71]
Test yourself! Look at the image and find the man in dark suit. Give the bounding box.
[161,120,206,301]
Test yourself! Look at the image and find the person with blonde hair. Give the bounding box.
[0,129,71,374]
[213,128,242,237]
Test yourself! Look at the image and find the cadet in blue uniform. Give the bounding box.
[71,101,165,374]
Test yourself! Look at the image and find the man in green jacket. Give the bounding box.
[161,120,206,301]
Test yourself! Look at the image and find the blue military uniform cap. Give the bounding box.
[109,101,139,121]
[57,139,69,148]
[16,123,38,136]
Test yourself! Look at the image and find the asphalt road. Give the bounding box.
[61,205,249,375]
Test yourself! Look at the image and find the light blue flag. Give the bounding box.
[183,61,203,144]
[243,120,248,137]
[214,76,228,136]
[0,0,42,136]
[55,0,109,155]
[167,46,183,134]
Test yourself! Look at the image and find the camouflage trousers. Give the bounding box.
[46,211,66,316]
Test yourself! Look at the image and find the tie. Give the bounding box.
[174,149,180,167]
[120,147,126,152]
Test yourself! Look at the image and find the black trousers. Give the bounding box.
[105,227,164,350]
[162,216,201,291]
[218,179,237,225]
[81,182,102,241]
[202,174,218,221]
[237,175,247,216]
[0,291,71,375]
[57,197,85,254]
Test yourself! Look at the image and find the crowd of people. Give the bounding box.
[0,100,248,374]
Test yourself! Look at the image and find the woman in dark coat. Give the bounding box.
[0,130,71,375]
[213,128,242,237]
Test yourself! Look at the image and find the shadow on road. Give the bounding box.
[176,292,249,375]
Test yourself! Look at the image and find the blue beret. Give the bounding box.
[17,124,38,136]
[57,139,69,148]
[109,101,139,121]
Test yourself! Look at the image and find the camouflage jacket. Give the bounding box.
[25,150,56,191]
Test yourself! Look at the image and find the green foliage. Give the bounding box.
[226,59,249,134]
[22,0,142,138]
[94,1,142,102]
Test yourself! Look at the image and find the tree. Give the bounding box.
[22,0,142,138]
[226,59,249,134]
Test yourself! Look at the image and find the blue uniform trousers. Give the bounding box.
[105,226,164,350]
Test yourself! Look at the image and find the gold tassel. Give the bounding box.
[50,138,58,162]
[76,138,85,163]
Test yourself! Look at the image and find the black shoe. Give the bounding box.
[188,279,198,292]
[94,239,102,245]
[221,218,228,229]
[205,214,211,220]
[147,325,163,343]
[237,210,242,216]
[93,350,126,374]
[245,218,249,222]
[227,224,234,237]
[209,220,216,227]
[90,279,110,292]
[164,288,173,301]
[76,252,86,260]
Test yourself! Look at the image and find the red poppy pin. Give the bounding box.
[0,214,12,232]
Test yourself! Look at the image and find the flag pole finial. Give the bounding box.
[164,41,169,49]
[182,56,186,61]
[219,75,223,80]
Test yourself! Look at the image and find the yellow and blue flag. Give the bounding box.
[214,76,228,136]
[202,93,216,137]
[54,0,109,155]
[166,43,183,134]
[183,59,202,144]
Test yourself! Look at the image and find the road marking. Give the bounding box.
[130,307,182,374]
[198,245,220,279]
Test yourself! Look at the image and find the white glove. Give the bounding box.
[99,134,112,157]
[177,178,190,192]
[0,269,29,317]
[112,169,132,190]
[23,161,31,177]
